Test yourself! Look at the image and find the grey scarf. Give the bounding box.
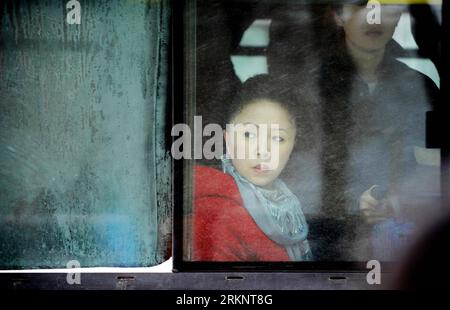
[222,157,313,261]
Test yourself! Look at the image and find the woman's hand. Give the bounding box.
[359,185,394,224]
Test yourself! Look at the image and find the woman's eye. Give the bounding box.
[244,131,256,139]
[272,136,285,142]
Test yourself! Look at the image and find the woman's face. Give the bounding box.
[337,5,403,53]
[225,100,296,189]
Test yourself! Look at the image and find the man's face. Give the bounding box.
[338,4,403,52]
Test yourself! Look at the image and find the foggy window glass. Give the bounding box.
[182,0,444,264]
[0,0,171,268]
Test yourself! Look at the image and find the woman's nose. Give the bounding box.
[257,138,271,159]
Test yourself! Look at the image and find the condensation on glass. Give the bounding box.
[0,0,171,268]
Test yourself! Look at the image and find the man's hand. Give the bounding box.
[359,185,394,224]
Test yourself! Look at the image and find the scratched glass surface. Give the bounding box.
[0,0,171,268]
[185,0,443,262]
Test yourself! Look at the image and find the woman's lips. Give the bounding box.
[253,163,274,173]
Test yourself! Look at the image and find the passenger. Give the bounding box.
[192,75,313,261]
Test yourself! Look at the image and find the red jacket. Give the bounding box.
[192,165,290,261]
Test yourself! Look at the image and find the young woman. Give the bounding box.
[192,75,313,261]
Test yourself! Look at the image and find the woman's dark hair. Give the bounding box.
[225,74,320,148]
[226,74,303,126]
